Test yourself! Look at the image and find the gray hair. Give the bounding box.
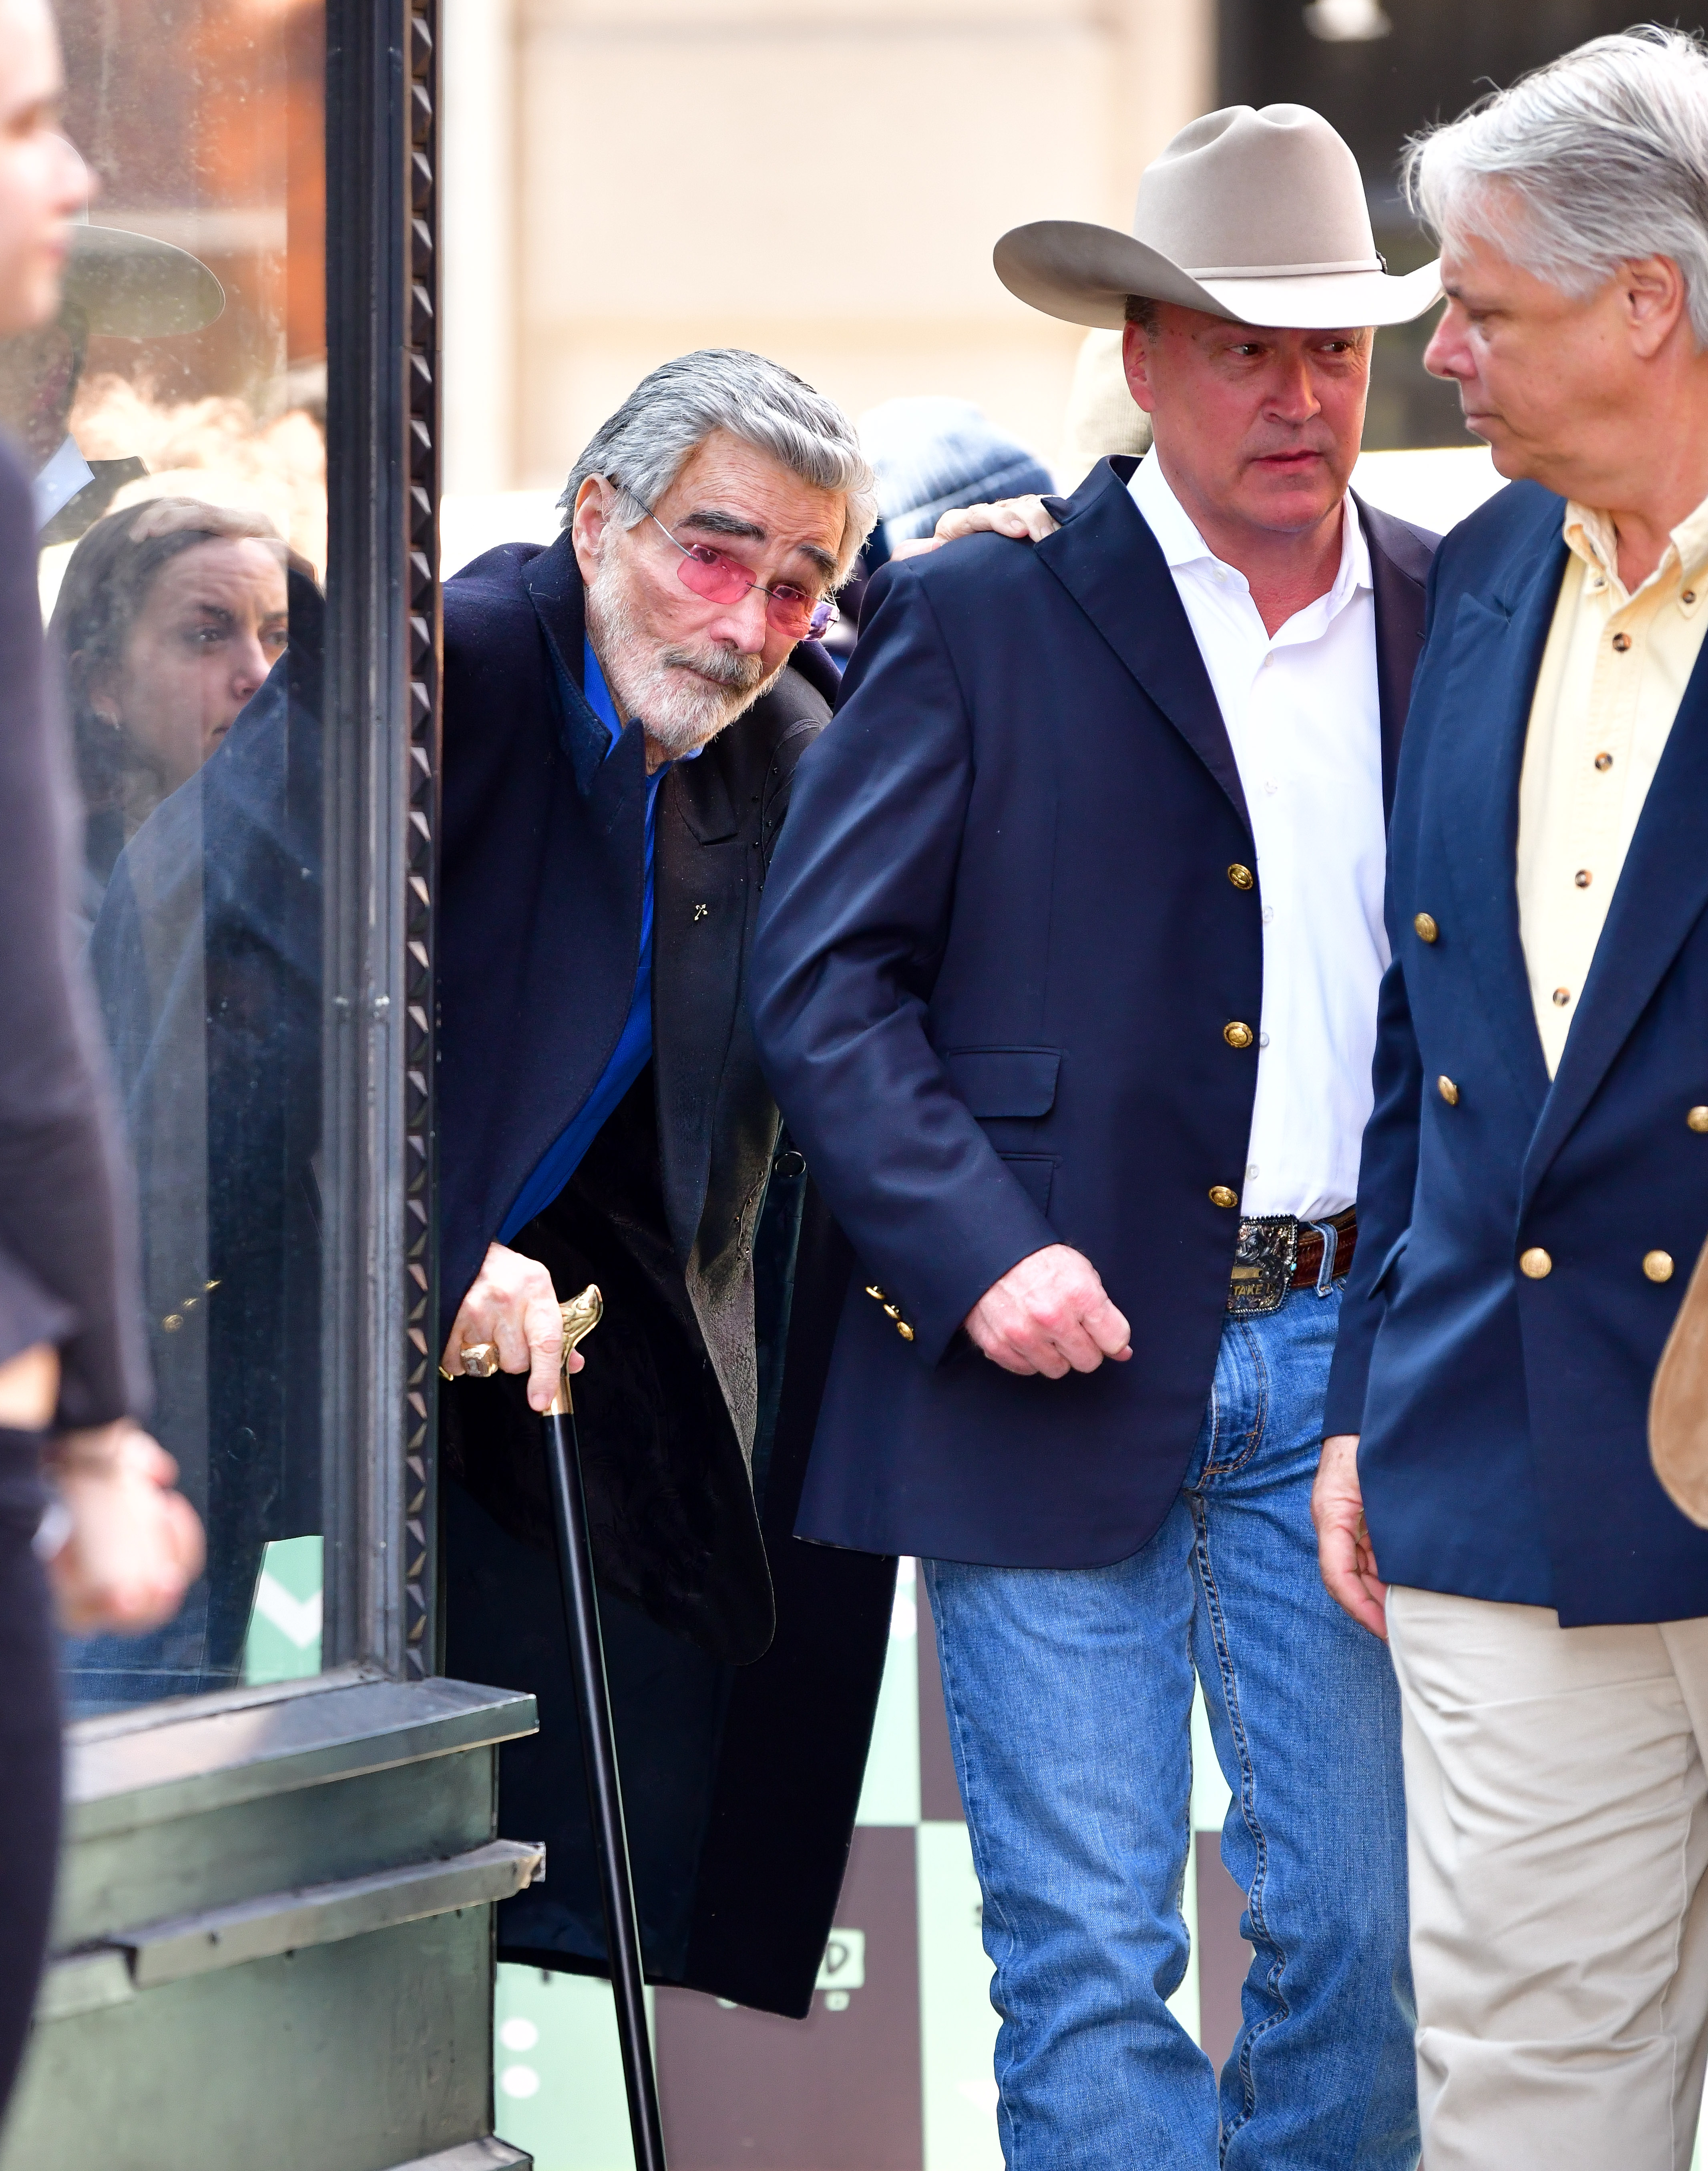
[1405,26,1708,346]
[559,347,878,583]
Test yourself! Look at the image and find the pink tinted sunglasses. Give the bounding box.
[644,510,838,641]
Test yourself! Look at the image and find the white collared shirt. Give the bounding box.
[1128,453,1388,1221]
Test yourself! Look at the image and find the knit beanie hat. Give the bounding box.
[858,397,1054,551]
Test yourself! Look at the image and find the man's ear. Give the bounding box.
[1623,254,1690,362]
[569,474,616,584]
[1121,318,1157,416]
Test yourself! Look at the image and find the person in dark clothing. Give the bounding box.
[436,348,896,2016]
[0,0,201,2112]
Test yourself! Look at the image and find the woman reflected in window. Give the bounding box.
[59,511,323,1714]
[51,497,287,904]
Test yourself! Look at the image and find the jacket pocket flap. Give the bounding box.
[942,1046,1061,1118]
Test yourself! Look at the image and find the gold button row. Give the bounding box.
[1521,1246,1676,1284]
[864,1283,915,1341]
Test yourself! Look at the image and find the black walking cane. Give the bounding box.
[461,1290,666,2169]
[542,1284,669,2171]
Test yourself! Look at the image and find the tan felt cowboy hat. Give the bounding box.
[995,103,1441,332]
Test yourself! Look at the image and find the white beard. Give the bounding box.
[584,546,784,760]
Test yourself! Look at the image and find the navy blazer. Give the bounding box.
[751,457,1433,1566]
[1324,479,1708,1627]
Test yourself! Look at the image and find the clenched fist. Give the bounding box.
[964,1244,1132,1378]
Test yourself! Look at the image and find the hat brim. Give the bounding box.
[995,219,1441,332]
[63,225,225,338]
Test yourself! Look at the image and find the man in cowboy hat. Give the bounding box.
[752,104,1437,2168]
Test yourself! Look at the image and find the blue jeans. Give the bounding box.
[924,1284,1417,2170]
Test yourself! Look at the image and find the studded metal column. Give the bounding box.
[402,0,441,1678]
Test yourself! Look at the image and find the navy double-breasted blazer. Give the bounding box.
[1324,478,1708,1626]
[751,456,1433,1566]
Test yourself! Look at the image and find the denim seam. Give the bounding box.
[924,1568,1025,2171]
[1189,1491,1292,2153]
[1201,1319,1266,1481]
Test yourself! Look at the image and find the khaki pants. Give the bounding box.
[1386,1584,1708,2171]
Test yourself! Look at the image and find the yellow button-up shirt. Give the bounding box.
[1517,492,1708,1075]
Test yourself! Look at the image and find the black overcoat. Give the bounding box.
[437,532,893,2017]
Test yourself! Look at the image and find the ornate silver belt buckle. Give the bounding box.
[1226,1215,1298,1317]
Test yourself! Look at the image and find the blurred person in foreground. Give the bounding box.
[53,498,287,902]
[752,105,1439,2169]
[434,350,895,2012]
[0,0,201,2111]
[1310,29,1708,2167]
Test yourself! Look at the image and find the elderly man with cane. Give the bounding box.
[752,104,1439,2171]
[433,352,894,2095]
[1312,27,1708,2168]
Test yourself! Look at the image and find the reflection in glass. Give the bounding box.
[11,0,330,1713]
[55,499,289,908]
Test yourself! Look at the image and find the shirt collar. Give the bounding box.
[582,635,623,750]
[1127,450,1370,611]
[1562,489,1708,603]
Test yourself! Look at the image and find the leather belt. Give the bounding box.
[1227,1208,1357,1317]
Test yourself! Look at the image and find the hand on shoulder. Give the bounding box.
[891,494,1062,561]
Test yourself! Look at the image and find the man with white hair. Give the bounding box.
[1311,27,1708,2165]
[432,349,896,2017]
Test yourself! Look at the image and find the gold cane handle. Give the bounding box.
[549,1283,603,1415]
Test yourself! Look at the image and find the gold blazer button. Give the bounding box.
[1437,1075,1459,1105]
[1519,1247,1553,1279]
[1208,1185,1238,1209]
[1227,863,1255,890]
[1689,1107,1708,1134]
[1414,912,1439,943]
[1223,1021,1255,1049]
[1644,1250,1676,1283]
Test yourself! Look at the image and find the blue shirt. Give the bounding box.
[498,639,664,1240]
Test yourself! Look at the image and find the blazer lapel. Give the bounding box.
[1430,519,1566,1116]
[1523,653,1708,1210]
[1358,496,1433,821]
[1037,458,1250,834]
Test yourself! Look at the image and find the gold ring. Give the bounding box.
[459,1342,499,1379]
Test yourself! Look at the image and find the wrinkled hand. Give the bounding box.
[1312,1433,1388,1640]
[890,493,1063,561]
[442,1240,583,1414]
[46,1425,205,1636]
[964,1244,1132,1378]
